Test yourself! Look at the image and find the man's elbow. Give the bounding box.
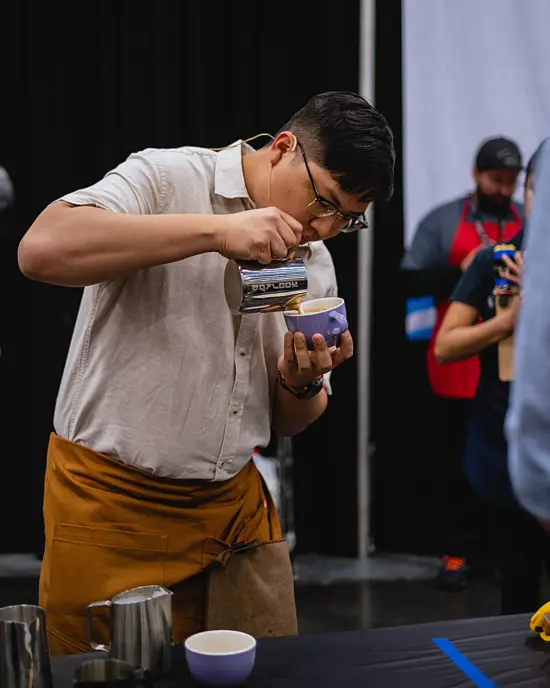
[17,226,73,285]
[18,231,59,282]
[18,203,81,284]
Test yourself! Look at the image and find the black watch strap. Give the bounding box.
[278,371,324,400]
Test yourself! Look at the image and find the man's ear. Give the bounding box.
[269,131,298,165]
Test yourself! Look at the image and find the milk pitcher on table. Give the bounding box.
[86,585,173,679]
[224,247,309,314]
[0,604,53,688]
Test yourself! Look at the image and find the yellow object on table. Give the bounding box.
[530,601,550,640]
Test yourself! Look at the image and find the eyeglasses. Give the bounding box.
[297,141,368,233]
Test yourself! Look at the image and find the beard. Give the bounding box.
[476,186,512,218]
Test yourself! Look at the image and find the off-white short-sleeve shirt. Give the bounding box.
[55,143,338,480]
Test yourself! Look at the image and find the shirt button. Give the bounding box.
[232,409,238,415]
[239,350,246,357]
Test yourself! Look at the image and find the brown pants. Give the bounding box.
[40,434,289,655]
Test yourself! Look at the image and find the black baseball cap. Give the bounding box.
[475,137,523,172]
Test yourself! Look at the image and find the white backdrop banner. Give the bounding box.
[402,0,550,246]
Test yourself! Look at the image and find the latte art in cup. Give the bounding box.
[299,305,331,314]
[285,303,332,315]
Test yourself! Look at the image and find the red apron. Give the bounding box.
[426,199,522,399]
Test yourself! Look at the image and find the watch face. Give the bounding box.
[279,372,324,399]
[300,378,323,399]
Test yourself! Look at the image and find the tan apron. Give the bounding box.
[207,541,298,637]
[40,434,297,655]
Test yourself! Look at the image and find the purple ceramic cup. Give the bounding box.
[185,630,256,687]
[284,297,348,350]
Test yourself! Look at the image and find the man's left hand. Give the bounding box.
[278,330,354,388]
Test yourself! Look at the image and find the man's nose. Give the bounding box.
[309,215,336,238]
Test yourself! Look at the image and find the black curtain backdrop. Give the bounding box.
[371,0,459,555]
[0,0,363,555]
[1,0,450,559]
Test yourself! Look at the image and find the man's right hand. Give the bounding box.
[215,207,303,264]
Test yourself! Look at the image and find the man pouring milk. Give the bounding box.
[18,91,395,652]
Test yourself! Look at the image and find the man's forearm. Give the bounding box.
[271,384,328,437]
[435,316,511,364]
[18,202,221,287]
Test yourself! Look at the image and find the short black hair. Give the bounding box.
[280,91,395,203]
[525,138,548,187]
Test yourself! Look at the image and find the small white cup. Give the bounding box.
[185,630,257,687]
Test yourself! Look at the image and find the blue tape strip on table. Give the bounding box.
[433,638,497,687]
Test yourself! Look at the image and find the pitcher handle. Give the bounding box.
[86,600,112,652]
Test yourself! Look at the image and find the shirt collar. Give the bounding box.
[213,140,314,257]
[214,141,255,206]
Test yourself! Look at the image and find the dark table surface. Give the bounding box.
[52,614,550,687]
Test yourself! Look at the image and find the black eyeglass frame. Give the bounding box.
[296,141,369,233]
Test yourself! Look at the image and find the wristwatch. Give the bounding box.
[278,371,324,400]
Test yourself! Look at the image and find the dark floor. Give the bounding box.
[0,574,501,633]
[296,579,500,634]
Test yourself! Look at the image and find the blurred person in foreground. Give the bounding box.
[0,166,14,216]
[0,165,14,251]
[402,137,523,590]
[17,92,395,653]
[507,138,550,527]
[435,143,549,615]
[0,165,14,356]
